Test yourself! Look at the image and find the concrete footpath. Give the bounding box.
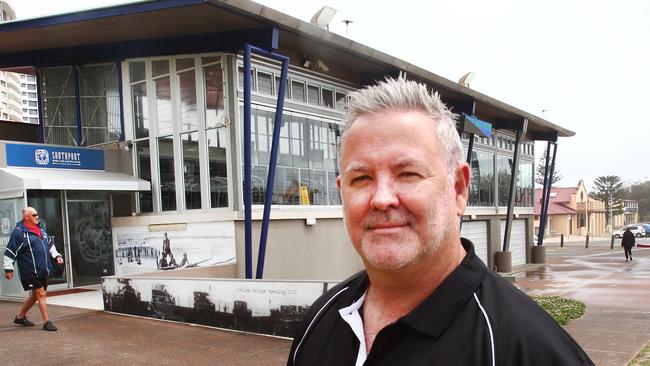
[1,237,649,365]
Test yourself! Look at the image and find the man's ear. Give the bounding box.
[454,162,470,217]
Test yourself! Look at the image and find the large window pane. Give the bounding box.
[132,82,149,139]
[158,137,176,211]
[321,88,333,108]
[257,71,273,95]
[41,66,77,146]
[182,132,201,209]
[130,62,146,83]
[78,64,122,145]
[497,155,512,206]
[135,141,152,213]
[469,150,495,207]
[207,128,229,208]
[291,80,305,102]
[204,63,225,128]
[178,70,198,131]
[307,85,319,105]
[155,76,173,135]
[516,162,534,207]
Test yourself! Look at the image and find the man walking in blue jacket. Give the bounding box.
[3,206,64,331]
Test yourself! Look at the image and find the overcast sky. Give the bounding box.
[10,0,650,189]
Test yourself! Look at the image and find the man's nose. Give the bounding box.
[370,179,399,211]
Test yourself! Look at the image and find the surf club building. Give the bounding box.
[0,0,570,317]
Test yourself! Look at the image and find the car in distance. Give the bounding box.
[613,225,645,239]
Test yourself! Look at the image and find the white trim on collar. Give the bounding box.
[338,291,367,366]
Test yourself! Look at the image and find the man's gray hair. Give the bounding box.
[340,77,464,183]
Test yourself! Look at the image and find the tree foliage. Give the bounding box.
[590,175,626,225]
[535,147,562,186]
[626,180,650,222]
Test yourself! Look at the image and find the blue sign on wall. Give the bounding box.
[5,143,105,171]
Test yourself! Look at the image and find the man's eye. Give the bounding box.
[400,172,420,178]
[350,176,370,184]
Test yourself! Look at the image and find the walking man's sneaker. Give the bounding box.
[13,316,35,326]
[42,320,57,331]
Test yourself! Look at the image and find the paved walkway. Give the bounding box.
[1,239,649,365]
[514,238,650,365]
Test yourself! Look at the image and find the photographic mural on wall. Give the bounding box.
[102,277,328,338]
[112,222,236,276]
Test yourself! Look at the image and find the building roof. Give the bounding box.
[534,187,577,215]
[0,0,574,140]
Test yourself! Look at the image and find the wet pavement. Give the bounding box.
[1,237,649,365]
[515,237,650,365]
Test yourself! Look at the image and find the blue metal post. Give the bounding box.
[73,66,83,146]
[35,67,45,143]
[116,61,126,142]
[256,50,289,279]
[243,44,253,279]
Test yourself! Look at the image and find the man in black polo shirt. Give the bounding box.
[288,78,593,365]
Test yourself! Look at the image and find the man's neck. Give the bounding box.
[366,239,466,313]
[361,239,467,351]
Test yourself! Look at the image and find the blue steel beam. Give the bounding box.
[255,47,289,279]
[243,44,253,279]
[243,43,290,279]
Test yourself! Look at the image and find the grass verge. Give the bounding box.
[628,341,650,366]
[530,295,585,326]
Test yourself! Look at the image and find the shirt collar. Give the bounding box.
[400,238,487,337]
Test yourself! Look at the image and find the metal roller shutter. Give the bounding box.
[461,221,488,265]
[500,219,526,266]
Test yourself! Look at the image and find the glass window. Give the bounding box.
[497,155,512,206]
[206,128,229,208]
[238,66,255,91]
[182,132,202,209]
[41,66,77,146]
[469,150,495,206]
[178,69,198,131]
[158,136,176,211]
[307,85,319,105]
[202,56,219,65]
[130,62,146,83]
[29,101,37,107]
[78,64,122,145]
[291,80,305,102]
[153,60,169,78]
[335,92,346,111]
[257,72,273,95]
[155,76,173,135]
[275,76,290,99]
[203,63,224,128]
[131,82,149,139]
[27,76,36,82]
[27,84,36,91]
[516,162,534,207]
[321,88,333,108]
[244,105,342,206]
[135,141,153,213]
[176,58,195,71]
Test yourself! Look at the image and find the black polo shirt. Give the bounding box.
[288,239,593,366]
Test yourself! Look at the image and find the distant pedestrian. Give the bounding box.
[3,207,63,331]
[621,227,635,261]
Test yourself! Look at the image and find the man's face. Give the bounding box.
[337,109,467,272]
[23,208,39,226]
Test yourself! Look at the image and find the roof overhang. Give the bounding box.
[0,0,575,139]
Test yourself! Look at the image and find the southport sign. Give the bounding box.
[5,143,104,171]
